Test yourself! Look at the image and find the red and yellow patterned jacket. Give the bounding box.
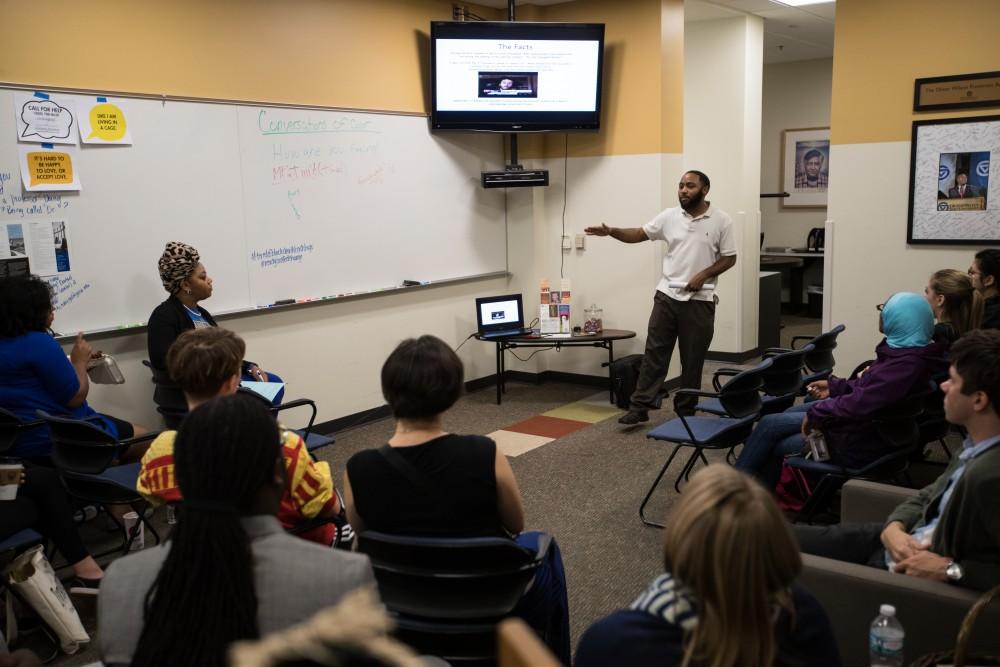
[137,427,340,544]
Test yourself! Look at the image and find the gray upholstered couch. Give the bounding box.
[800,479,1000,666]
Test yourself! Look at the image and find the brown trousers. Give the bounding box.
[629,291,716,415]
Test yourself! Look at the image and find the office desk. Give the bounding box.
[761,250,825,312]
[476,329,636,405]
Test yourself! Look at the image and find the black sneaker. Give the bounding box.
[618,410,649,425]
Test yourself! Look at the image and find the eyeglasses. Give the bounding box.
[876,303,885,312]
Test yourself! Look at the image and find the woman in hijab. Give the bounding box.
[735,292,948,489]
[147,242,282,399]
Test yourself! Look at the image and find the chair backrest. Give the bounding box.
[0,407,44,455]
[718,357,773,418]
[800,324,845,373]
[356,531,544,620]
[36,410,119,474]
[762,344,814,398]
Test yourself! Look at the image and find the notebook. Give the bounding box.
[476,294,531,339]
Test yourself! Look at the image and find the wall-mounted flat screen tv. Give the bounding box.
[431,21,605,132]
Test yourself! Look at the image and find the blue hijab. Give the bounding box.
[882,292,934,349]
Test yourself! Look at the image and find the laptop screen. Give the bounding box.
[476,294,524,335]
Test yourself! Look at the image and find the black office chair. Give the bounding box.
[786,383,933,523]
[356,530,551,665]
[695,344,815,419]
[764,323,846,392]
[641,357,773,527]
[36,410,161,555]
[142,360,187,429]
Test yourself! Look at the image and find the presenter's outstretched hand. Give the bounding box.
[584,223,611,236]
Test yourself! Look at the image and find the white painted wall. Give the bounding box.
[826,141,978,374]
[526,152,684,377]
[761,58,833,250]
[684,16,764,353]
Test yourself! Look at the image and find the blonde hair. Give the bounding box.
[930,269,983,335]
[663,465,801,667]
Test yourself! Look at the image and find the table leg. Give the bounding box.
[495,342,502,405]
[607,342,615,404]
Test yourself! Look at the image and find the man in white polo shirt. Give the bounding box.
[585,170,737,424]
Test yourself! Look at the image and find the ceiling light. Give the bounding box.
[769,0,834,7]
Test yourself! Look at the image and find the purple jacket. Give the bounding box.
[807,340,948,469]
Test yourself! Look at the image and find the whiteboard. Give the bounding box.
[0,87,508,334]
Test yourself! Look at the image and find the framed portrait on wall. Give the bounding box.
[781,127,830,208]
[907,115,998,244]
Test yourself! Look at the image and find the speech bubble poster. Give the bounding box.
[17,143,81,192]
[78,96,132,145]
[14,92,78,145]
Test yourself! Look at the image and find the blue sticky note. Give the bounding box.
[96,97,107,103]
[239,381,285,403]
[33,91,50,100]
[41,143,53,149]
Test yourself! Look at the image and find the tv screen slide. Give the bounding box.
[431,22,604,132]
[436,40,599,112]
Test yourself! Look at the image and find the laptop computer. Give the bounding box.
[476,293,531,339]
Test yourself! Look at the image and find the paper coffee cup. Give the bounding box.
[0,459,23,501]
[123,511,144,551]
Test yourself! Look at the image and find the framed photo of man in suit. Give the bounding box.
[908,115,999,244]
[781,127,830,209]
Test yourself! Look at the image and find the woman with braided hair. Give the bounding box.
[98,393,374,667]
[147,241,283,402]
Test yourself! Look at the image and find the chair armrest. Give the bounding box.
[119,430,162,448]
[273,398,318,440]
[841,480,918,523]
[789,335,812,349]
[712,368,741,391]
[801,554,1000,667]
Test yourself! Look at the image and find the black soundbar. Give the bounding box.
[481,170,550,189]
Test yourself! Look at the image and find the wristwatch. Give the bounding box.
[946,560,964,582]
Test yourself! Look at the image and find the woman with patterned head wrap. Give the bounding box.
[147,242,283,403]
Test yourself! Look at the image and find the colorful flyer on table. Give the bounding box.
[19,220,72,276]
[18,143,81,192]
[78,96,132,145]
[14,92,77,145]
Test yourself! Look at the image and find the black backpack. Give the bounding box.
[609,354,645,410]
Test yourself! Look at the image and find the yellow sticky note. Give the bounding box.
[88,102,127,141]
[27,151,74,187]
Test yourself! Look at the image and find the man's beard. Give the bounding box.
[680,190,705,211]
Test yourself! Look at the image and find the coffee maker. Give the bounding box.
[807,227,825,252]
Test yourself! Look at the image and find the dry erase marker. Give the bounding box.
[272,298,295,306]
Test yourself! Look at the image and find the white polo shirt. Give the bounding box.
[642,205,736,302]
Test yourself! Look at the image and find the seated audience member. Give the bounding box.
[100,394,375,667]
[147,241,283,402]
[575,465,840,667]
[0,465,105,593]
[137,328,344,545]
[0,274,145,462]
[796,329,1000,591]
[971,249,1000,329]
[343,335,570,664]
[735,292,947,489]
[925,268,983,346]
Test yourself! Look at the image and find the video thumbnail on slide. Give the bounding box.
[478,72,539,98]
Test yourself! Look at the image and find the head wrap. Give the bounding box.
[158,241,200,295]
[882,292,934,349]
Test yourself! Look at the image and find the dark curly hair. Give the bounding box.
[0,275,53,337]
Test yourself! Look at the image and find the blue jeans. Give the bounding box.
[513,531,570,665]
[734,411,807,489]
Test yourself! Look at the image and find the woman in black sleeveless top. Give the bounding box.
[343,335,569,663]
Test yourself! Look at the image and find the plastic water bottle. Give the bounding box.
[869,604,904,667]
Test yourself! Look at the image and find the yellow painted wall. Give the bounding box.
[831,0,1000,145]
[520,0,683,159]
[0,0,497,113]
